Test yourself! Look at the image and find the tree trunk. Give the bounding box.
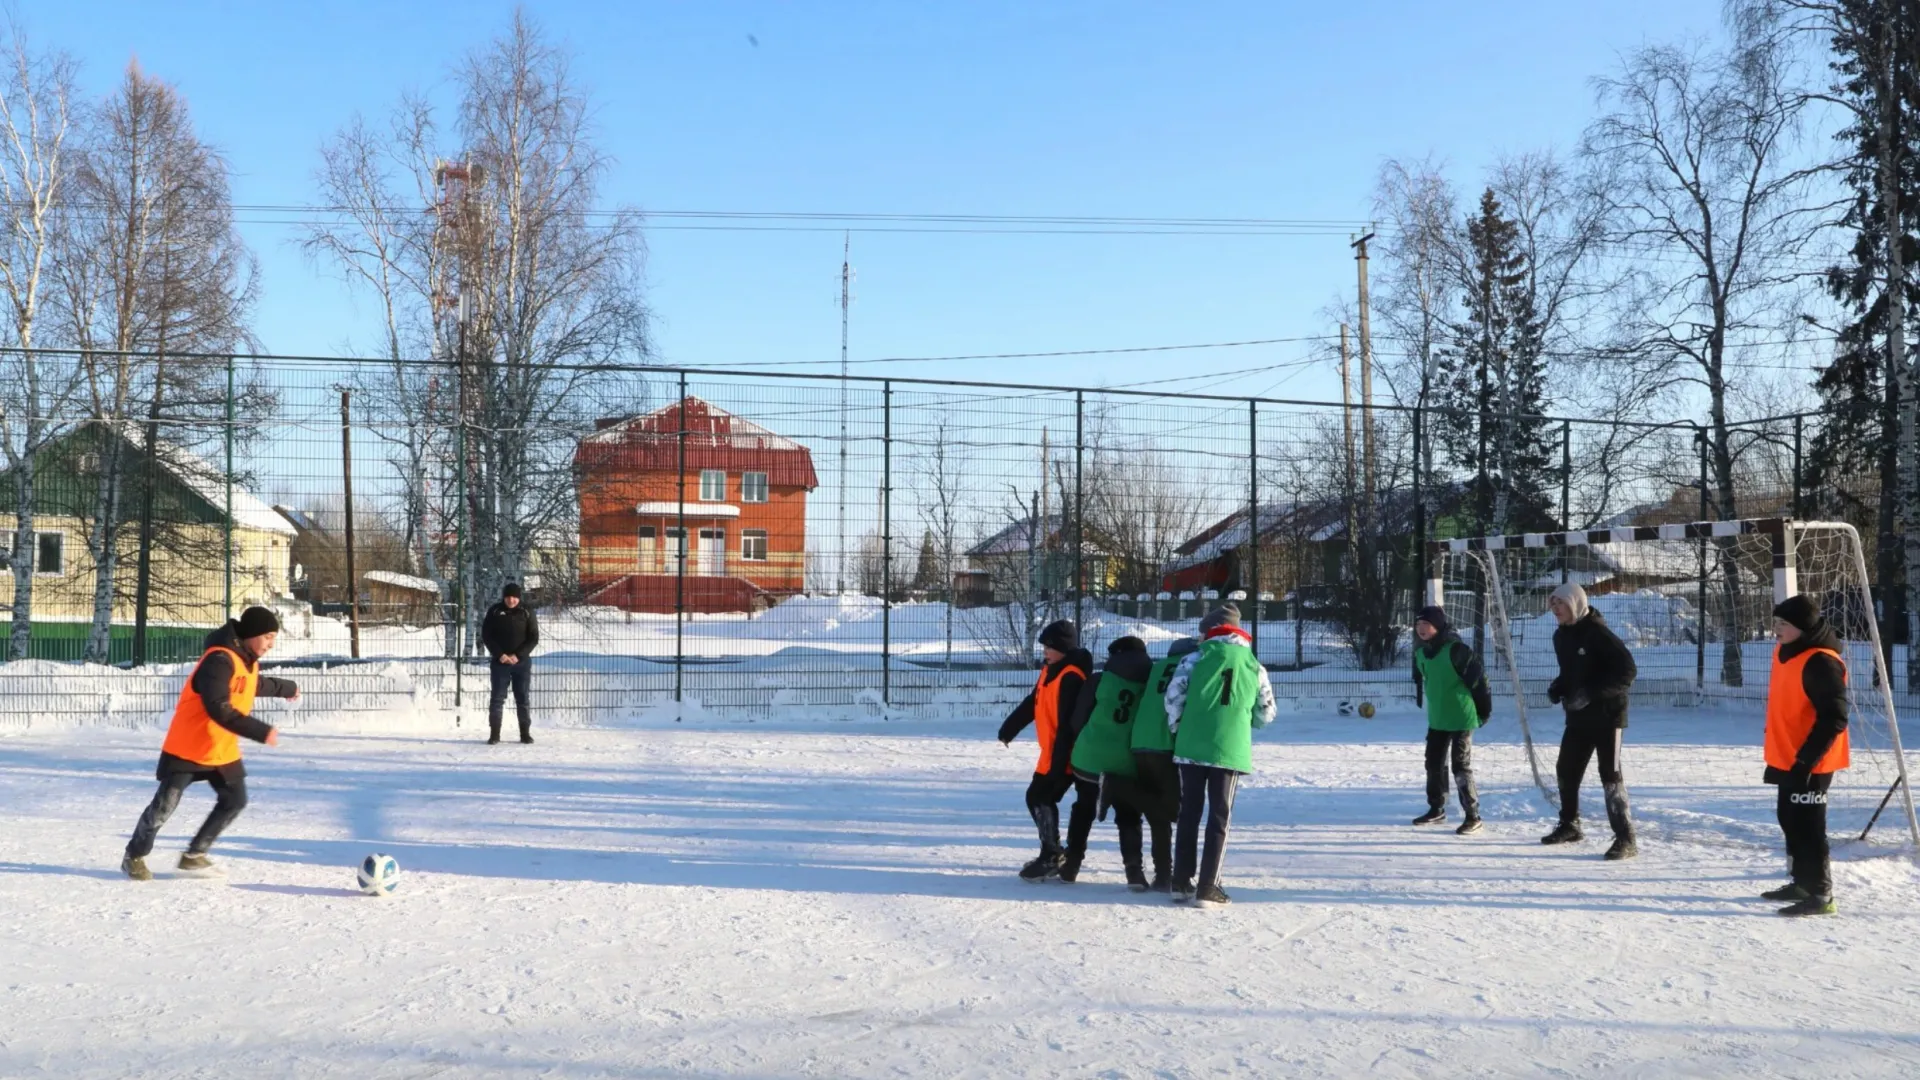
[84,427,127,664]
[9,461,34,660]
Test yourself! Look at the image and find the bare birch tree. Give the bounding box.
[0,27,77,660]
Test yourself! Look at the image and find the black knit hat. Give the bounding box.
[235,606,280,639]
[1773,594,1820,633]
[502,582,523,599]
[1108,635,1148,656]
[1416,605,1450,635]
[1037,619,1079,652]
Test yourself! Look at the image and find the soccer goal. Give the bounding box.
[1426,519,1920,846]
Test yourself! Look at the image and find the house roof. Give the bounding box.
[153,439,294,535]
[577,396,820,489]
[364,570,440,594]
[967,513,1067,558]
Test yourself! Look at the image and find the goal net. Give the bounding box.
[1426,519,1919,847]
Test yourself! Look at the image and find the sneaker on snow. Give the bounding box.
[176,852,222,874]
[520,732,534,744]
[1019,853,1062,882]
[1540,822,1584,845]
[1455,817,1484,836]
[1194,884,1231,907]
[1148,874,1172,894]
[1777,895,1836,917]
[1412,808,1446,826]
[122,855,151,881]
[487,733,501,745]
[1125,866,1150,893]
[1761,883,1810,902]
[1604,836,1638,861]
[1054,856,1083,884]
[1172,880,1196,903]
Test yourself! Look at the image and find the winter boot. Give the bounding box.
[1777,894,1837,917]
[1172,879,1196,903]
[1055,854,1083,884]
[1125,865,1150,892]
[1604,835,1638,861]
[122,855,151,881]
[177,851,221,874]
[520,731,534,745]
[1540,821,1584,845]
[1019,852,1062,882]
[1455,816,1484,836]
[1412,807,1446,826]
[1762,883,1810,902]
[487,733,501,745]
[1195,883,1231,907]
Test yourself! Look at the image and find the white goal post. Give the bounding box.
[1425,518,1920,846]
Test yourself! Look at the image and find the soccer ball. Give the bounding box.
[1358,701,1377,719]
[357,853,401,896]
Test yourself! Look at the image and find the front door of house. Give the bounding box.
[698,528,726,576]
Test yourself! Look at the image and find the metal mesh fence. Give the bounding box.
[0,351,1861,728]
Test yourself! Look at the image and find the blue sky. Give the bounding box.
[31,0,1730,403]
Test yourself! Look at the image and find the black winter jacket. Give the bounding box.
[997,647,1094,773]
[482,602,540,660]
[1547,612,1637,730]
[1764,620,1851,784]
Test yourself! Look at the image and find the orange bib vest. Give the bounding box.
[1031,660,1087,774]
[1765,645,1849,774]
[161,646,257,767]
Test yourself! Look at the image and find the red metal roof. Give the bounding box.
[576,396,820,489]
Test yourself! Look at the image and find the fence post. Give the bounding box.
[675,372,687,711]
[1247,398,1259,653]
[1411,403,1423,622]
[340,389,361,660]
[1074,390,1085,633]
[454,399,466,708]
[1696,429,1708,689]
[224,354,233,620]
[1792,414,1804,519]
[882,381,892,709]
[1561,420,1572,585]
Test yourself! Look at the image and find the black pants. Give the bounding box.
[1557,726,1633,838]
[126,767,248,858]
[1062,776,1144,873]
[1090,754,1176,879]
[1174,763,1239,891]
[489,659,532,738]
[1425,728,1479,817]
[1025,769,1073,857]
[1776,772,1835,898]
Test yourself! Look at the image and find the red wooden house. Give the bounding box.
[576,397,819,613]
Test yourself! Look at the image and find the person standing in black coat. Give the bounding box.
[1541,583,1639,859]
[481,582,540,744]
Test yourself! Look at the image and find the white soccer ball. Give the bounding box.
[357,853,401,896]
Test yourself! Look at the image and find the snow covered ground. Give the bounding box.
[3,707,1918,1078]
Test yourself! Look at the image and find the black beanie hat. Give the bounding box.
[1037,619,1079,652]
[502,582,523,599]
[236,605,280,639]
[1108,635,1148,656]
[1416,605,1450,635]
[1773,594,1820,633]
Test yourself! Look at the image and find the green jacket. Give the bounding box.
[1130,640,1198,754]
[1068,653,1153,777]
[1169,634,1274,773]
[1412,632,1492,733]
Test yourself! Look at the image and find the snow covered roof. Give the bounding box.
[151,438,293,535]
[364,570,440,593]
[967,514,1067,558]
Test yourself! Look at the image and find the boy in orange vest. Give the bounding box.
[997,620,1091,881]
[1762,595,1849,916]
[122,607,300,879]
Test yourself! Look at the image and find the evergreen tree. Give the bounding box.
[912,528,941,594]
[1799,0,1920,642]
[1434,188,1555,537]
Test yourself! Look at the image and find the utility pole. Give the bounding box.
[837,231,851,596]
[1340,323,1357,547]
[1353,230,1378,513]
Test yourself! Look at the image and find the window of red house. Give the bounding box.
[742,530,768,562]
[742,471,768,503]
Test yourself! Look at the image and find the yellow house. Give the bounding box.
[0,424,293,662]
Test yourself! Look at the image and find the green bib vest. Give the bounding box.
[1130,654,1184,754]
[1069,671,1148,777]
[1171,639,1265,773]
[1416,639,1481,733]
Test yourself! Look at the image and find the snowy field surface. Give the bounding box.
[3,708,1919,1078]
